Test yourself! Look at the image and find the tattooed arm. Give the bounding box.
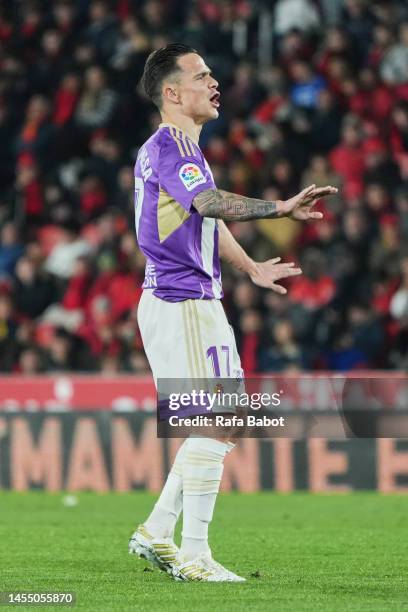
[201,183,338,291]
[193,184,338,221]
[194,188,280,220]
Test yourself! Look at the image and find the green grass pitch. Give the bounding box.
[0,492,407,611]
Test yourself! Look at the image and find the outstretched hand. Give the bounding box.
[249,257,302,294]
[281,184,338,221]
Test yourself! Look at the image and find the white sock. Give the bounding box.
[180,437,231,561]
[143,440,188,539]
[181,493,216,559]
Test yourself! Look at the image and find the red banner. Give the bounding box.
[0,373,406,412]
[0,374,407,492]
[0,376,156,411]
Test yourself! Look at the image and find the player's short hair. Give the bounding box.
[141,43,198,109]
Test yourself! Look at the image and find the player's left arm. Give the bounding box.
[218,220,301,294]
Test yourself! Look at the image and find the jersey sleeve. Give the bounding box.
[157,130,215,212]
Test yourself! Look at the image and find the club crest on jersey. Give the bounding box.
[179,163,206,191]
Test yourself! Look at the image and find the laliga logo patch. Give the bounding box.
[179,163,206,191]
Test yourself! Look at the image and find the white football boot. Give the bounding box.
[172,551,246,582]
[129,524,180,576]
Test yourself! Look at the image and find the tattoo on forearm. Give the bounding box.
[193,189,279,221]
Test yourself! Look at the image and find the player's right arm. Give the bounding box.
[193,184,338,222]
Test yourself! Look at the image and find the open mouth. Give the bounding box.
[210,91,220,108]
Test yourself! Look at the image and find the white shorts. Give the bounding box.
[137,290,243,384]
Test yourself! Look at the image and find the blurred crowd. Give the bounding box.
[1,0,408,374]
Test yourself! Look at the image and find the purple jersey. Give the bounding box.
[134,123,222,302]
